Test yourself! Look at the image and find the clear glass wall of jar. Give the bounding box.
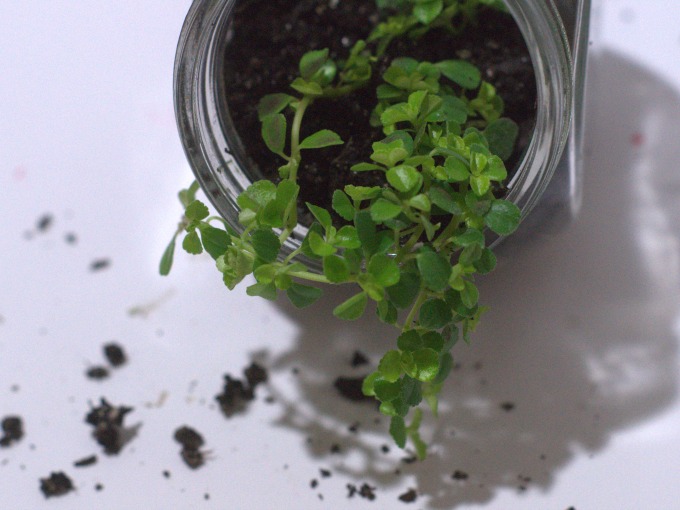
[174,0,591,261]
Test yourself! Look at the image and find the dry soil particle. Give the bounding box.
[452,470,469,480]
[398,488,418,503]
[174,425,207,469]
[73,455,98,468]
[103,343,127,367]
[333,376,373,402]
[215,362,268,418]
[0,416,24,447]
[347,482,377,501]
[500,401,516,412]
[84,398,134,454]
[40,471,74,498]
[350,350,369,368]
[36,213,54,233]
[86,366,110,380]
[89,258,111,272]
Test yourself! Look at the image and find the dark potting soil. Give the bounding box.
[73,454,98,468]
[103,342,127,367]
[398,488,418,503]
[223,0,536,218]
[0,415,24,447]
[39,471,74,498]
[350,350,369,368]
[84,398,134,455]
[174,425,207,469]
[333,376,373,402]
[215,362,268,417]
[86,366,110,380]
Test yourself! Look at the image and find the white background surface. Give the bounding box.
[2,1,680,508]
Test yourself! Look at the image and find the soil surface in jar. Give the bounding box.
[222,0,537,219]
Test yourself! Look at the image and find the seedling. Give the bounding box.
[163,0,522,459]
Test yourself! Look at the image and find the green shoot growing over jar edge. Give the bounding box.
[161,0,522,460]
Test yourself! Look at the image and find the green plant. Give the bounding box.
[162,0,521,459]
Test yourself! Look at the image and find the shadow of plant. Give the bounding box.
[260,50,680,507]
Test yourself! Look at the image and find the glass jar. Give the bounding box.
[174,0,591,259]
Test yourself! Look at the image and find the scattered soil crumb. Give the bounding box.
[95,483,104,491]
[347,483,377,501]
[333,376,372,402]
[163,470,171,478]
[310,479,319,489]
[204,493,210,500]
[36,214,54,233]
[10,384,20,393]
[398,488,418,503]
[103,343,127,367]
[0,416,24,447]
[320,468,332,478]
[381,445,390,454]
[330,444,341,454]
[348,422,360,434]
[86,366,110,380]
[90,258,111,272]
[64,232,78,245]
[40,471,74,498]
[85,398,135,454]
[402,455,417,464]
[452,470,469,480]
[74,455,98,468]
[350,350,369,367]
[174,425,207,469]
[215,362,268,418]
[500,402,516,412]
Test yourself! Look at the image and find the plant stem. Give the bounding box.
[289,95,312,181]
[403,289,428,331]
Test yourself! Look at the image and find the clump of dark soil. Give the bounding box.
[333,376,373,402]
[103,343,127,367]
[73,454,98,468]
[350,350,369,368]
[0,416,24,447]
[86,366,110,380]
[39,471,74,498]
[84,399,134,454]
[36,214,54,233]
[398,488,418,503]
[174,425,207,469]
[90,258,111,272]
[215,362,268,417]
[223,0,536,217]
[347,482,377,501]
[500,401,516,412]
[452,469,469,480]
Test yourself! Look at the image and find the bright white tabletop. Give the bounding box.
[1,1,680,508]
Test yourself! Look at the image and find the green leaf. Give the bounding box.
[397,330,423,352]
[417,249,452,292]
[390,416,407,449]
[413,0,443,24]
[413,348,440,382]
[452,228,485,248]
[484,118,518,161]
[485,199,521,235]
[198,224,231,259]
[299,48,330,80]
[182,231,203,255]
[355,210,378,256]
[444,156,470,182]
[435,60,482,89]
[333,291,368,321]
[159,235,176,276]
[306,203,332,231]
[184,200,209,221]
[299,129,343,150]
[308,231,336,257]
[401,376,422,406]
[251,229,281,263]
[422,331,444,352]
[378,350,403,382]
[261,114,287,155]
[178,181,200,208]
[426,95,468,123]
[237,180,277,212]
[408,194,431,212]
[483,155,507,182]
[386,272,421,309]
[460,281,479,308]
[350,162,384,172]
[362,371,380,397]
[257,93,295,121]
[377,299,398,324]
[332,190,355,221]
[286,282,323,308]
[374,379,402,401]
[334,226,360,249]
[370,199,403,222]
[290,77,323,96]
[323,255,350,283]
[386,165,422,193]
[433,352,453,384]
[246,282,277,301]
[470,174,491,196]
[368,253,400,287]
[344,185,382,202]
[429,186,462,215]
[473,248,497,274]
[418,299,453,329]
